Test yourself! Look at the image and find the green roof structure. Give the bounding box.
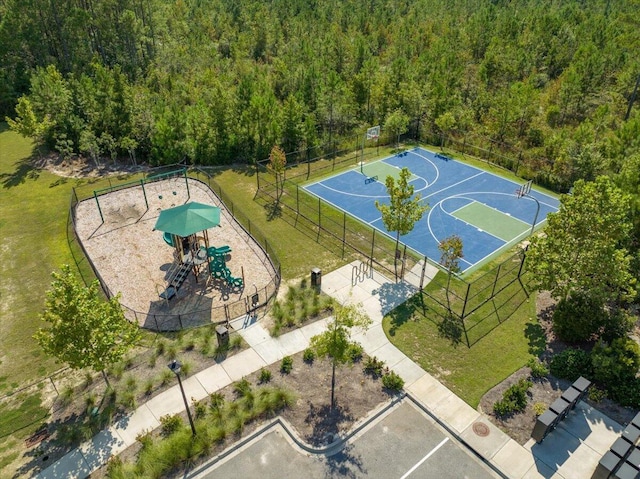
[153,202,221,237]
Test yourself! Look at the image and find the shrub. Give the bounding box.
[606,379,640,409]
[588,386,607,403]
[180,361,193,377]
[552,294,605,342]
[549,348,592,381]
[119,391,136,410]
[183,339,196,351]
[527,358,549,379]
[193,400,207,419]
[532,402,546,416]
[155,340,166,356]
[382,371,404,391]
[591,338,640,385]
[347,343,364,362]
[209,392,224,411]
[233,378,252,397]
[160,369,175,386]
[259,368,272,383]
[493,378,532,417]
[143,380,154,396]
[230,335,243,349]
[364,356,385,378]
[303,348,315,363]
[280,356,293,374]
[160,414,183,437]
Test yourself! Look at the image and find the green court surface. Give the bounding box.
[361,160,417,182]
[453,201,530,241]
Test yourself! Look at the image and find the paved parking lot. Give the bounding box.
[191,401,500,479]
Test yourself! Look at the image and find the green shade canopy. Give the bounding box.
[154,202,221,237]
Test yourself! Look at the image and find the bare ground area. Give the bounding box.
[479,291,637,445]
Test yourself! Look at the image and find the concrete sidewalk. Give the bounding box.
[36,260,622,479]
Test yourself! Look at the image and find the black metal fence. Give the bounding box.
[68,170,281,332]
[254,128,531,347]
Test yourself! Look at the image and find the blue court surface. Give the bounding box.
[304,147,559,273]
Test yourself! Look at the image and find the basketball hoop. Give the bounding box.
[366,125,380,140]
[516,180,532,199]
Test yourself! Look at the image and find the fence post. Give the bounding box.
[342,212,347,258]
[517,247,529,297]
[94,190,104,223]
[178,314,183,329]
[460,283,471,320]
[318,197,321,229]
[490,263,502,297]
[370,229,376,262]
[296,185,299,213]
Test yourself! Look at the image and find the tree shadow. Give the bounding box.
[438,313,464,347]
[304,402,354,447]
[323,443,366,479]
[0,157,40,188]
[14,388,123,479]
[525,321,547,356]
[264,201,282,221]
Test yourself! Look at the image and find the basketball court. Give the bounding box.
[304,147,560,273]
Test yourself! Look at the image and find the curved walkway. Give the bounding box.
[36,261,623,479]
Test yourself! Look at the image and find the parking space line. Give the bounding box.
[399,437,449,479]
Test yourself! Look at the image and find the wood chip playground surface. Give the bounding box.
[74,178,277,329]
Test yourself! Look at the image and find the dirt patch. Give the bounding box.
[479,291,637,445]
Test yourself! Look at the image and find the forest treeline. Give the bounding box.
[1,0,639,189]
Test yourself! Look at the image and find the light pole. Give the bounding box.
[168,359,197,436]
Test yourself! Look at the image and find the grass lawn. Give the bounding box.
[0,126,143,391]
[210,168,350,279]
[383,268,545,408]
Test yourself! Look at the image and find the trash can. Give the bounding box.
[215,325,229,347]
[311,268,322,290]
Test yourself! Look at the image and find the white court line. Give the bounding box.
[425,171,485,199]
[399,437,449,479]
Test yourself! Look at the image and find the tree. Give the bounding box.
[438,235,464,311]
[384,108,409,149]
[375,167,429,280]
[434,111,456,149]
[310,303,371,410]
[267,144,287,201]
[34,265,141,386]
[527,176,636,341]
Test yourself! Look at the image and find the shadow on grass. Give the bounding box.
[0,157,39,188]
[525,321,547,356]
[385,301,413,337]
[264,200,282,221]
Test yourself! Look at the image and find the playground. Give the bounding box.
[73,175,278,330]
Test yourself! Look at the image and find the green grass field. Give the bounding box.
[0,129,540,463]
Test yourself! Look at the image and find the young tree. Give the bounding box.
[438,235,464,312]
[375,167,429,280]
[34,265,141,386]
[310,303,371,410]
[267,144,287,201]
[527,176,637,341]
[384,108,410,149]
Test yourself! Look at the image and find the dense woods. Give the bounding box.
[1,0,639,186]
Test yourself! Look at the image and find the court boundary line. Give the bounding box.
[300,147,557,274]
